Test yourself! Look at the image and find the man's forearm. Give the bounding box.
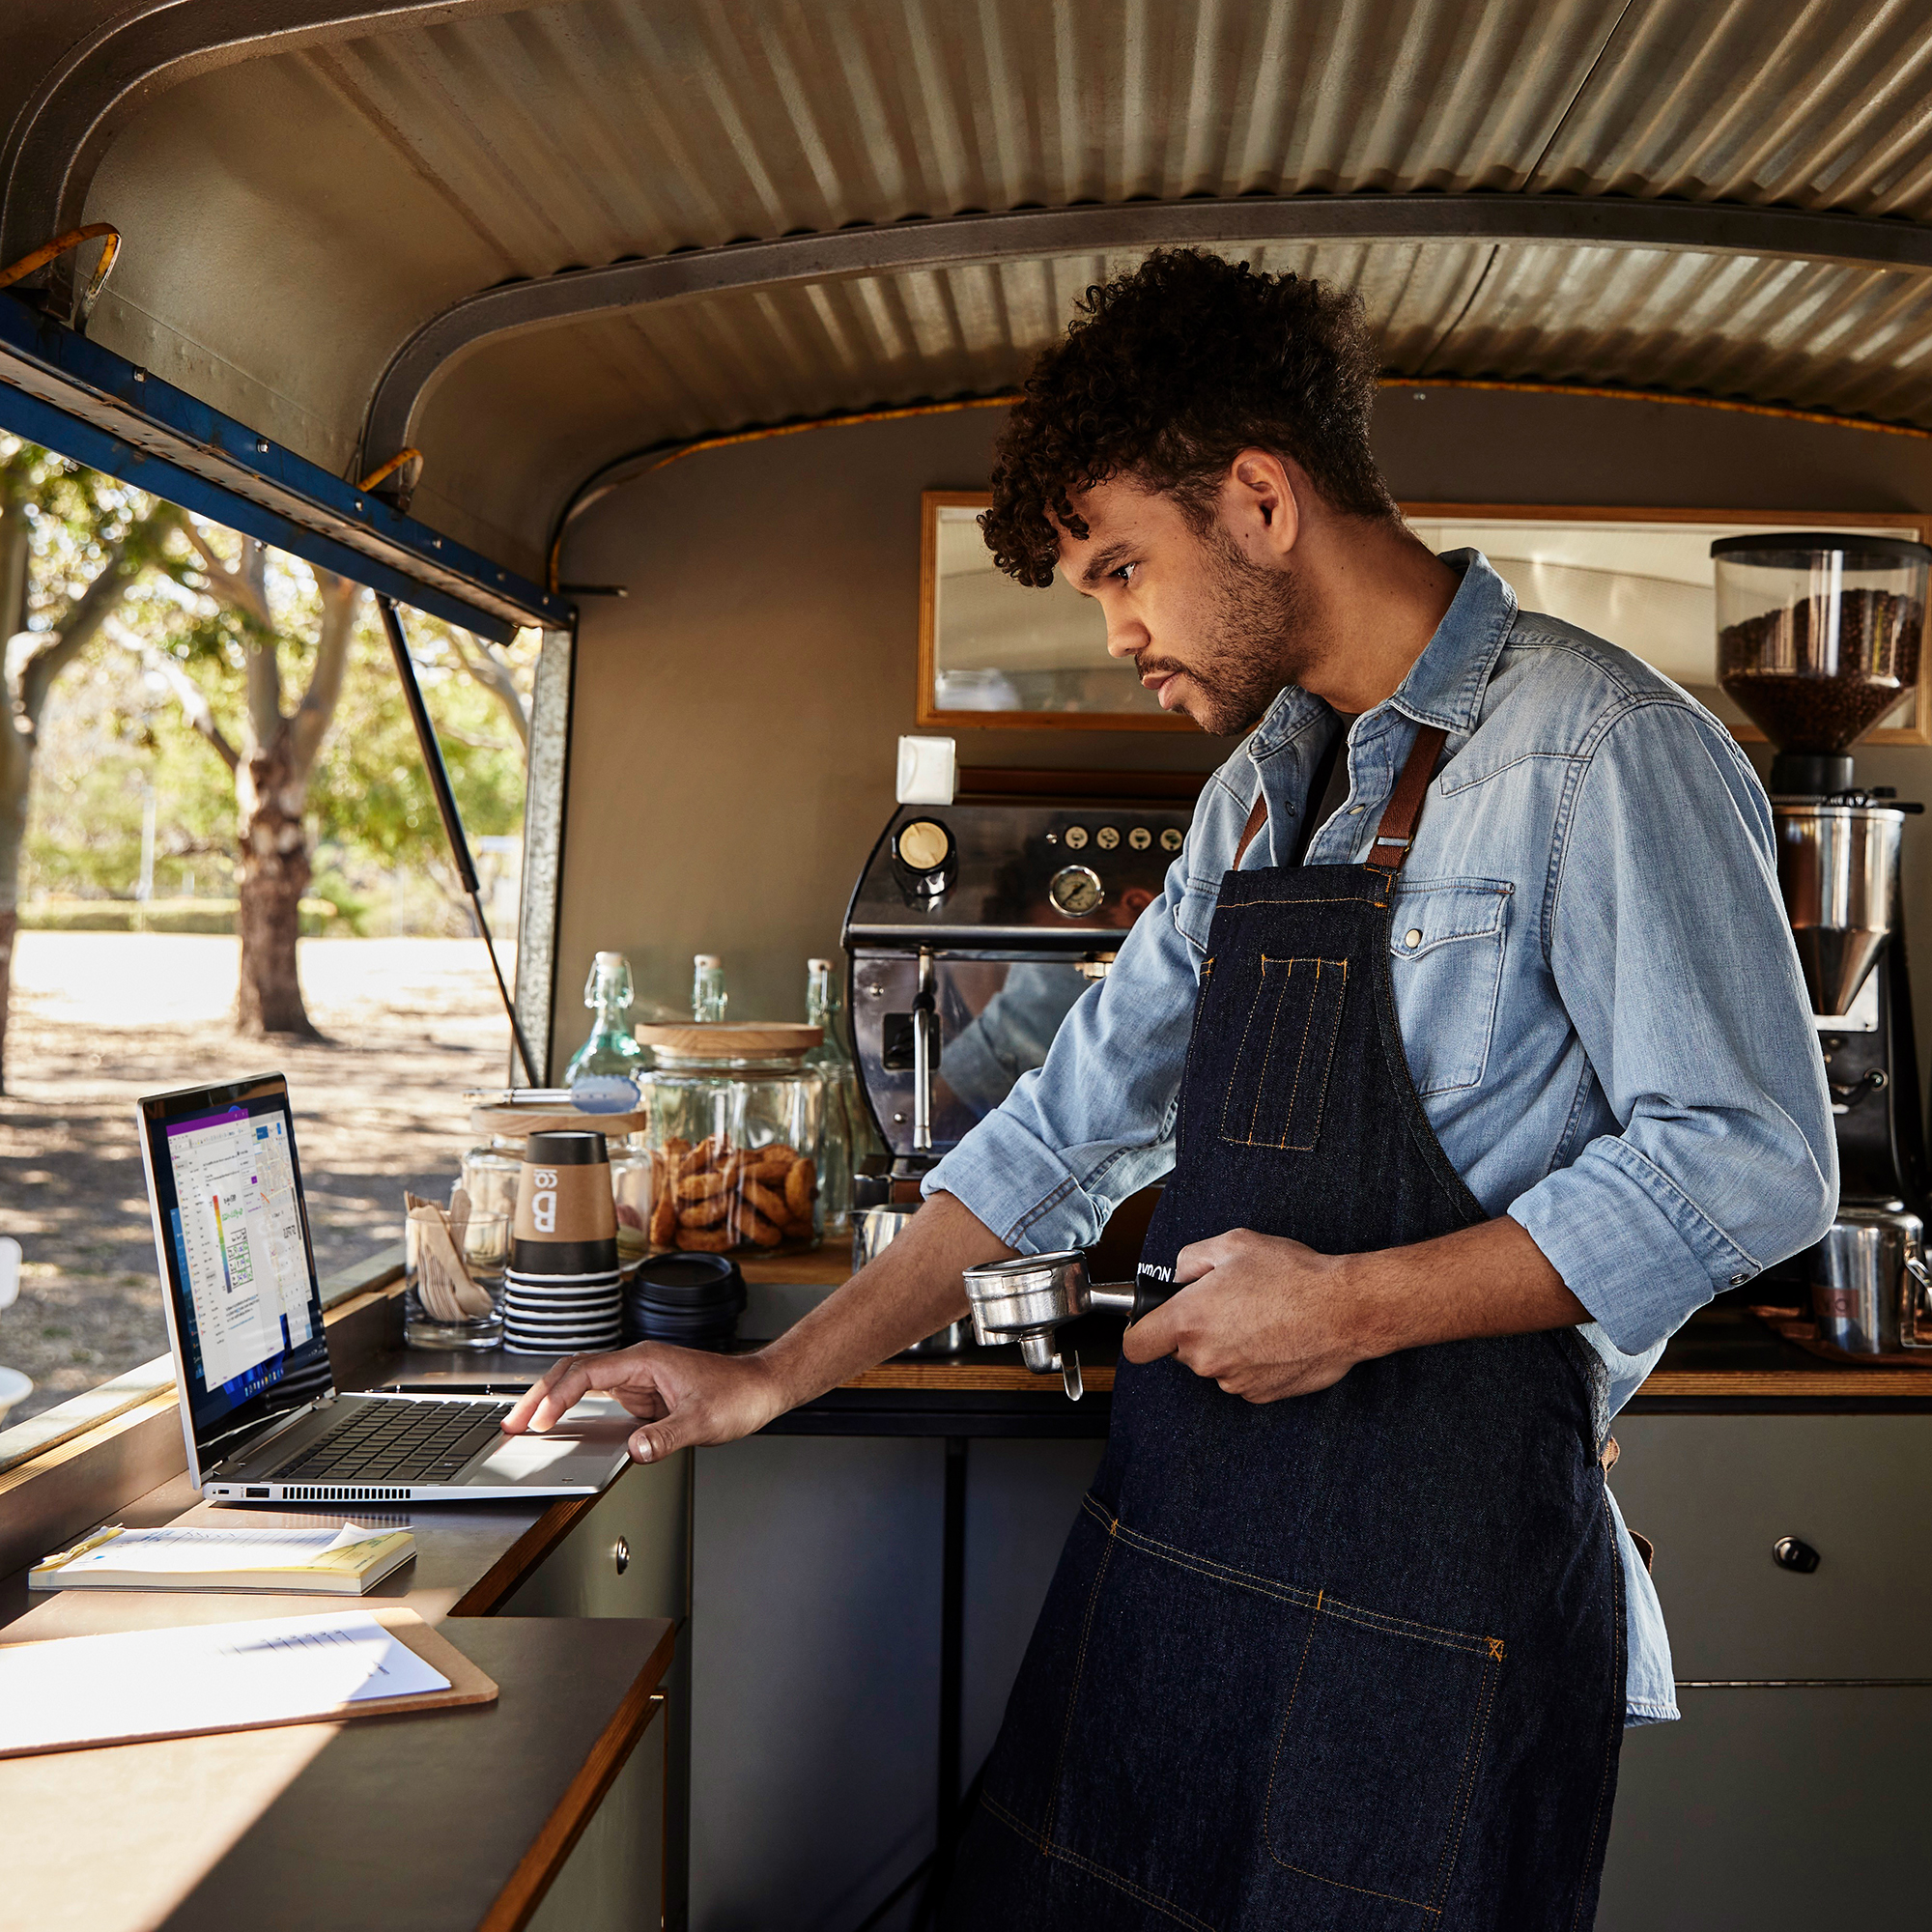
[754,1191,1013,1408]
[1125,1213,1589,1402]
[1348,1216,1588,1361]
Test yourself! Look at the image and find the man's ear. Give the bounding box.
[1223,449,1300,559]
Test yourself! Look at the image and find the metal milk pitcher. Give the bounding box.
[1809,1207,1932,1353]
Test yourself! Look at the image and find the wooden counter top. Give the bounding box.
[0,1615,672,1932]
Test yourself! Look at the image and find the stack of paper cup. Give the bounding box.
[502,1129,622,1354]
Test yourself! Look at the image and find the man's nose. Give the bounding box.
[1105,616,1147,660]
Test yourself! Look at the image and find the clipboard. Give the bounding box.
[0,1607,498,1760]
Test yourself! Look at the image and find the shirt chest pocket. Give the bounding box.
[1388,878,1513,1096]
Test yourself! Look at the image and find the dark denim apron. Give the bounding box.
[946,724,1625,1931]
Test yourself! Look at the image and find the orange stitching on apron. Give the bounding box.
[1081,1498,1503,1655]
[1220,956,1350,1152]
[1430,1627,1501,1912]
[980,1795,1218,1932]
[1043,1505,1118,1849]
[1219,956,1277,1144]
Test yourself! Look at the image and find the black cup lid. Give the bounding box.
[524,1128,610,1165]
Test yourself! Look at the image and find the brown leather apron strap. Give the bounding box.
[1364,723,1449,876]
[1234,791,1269,867]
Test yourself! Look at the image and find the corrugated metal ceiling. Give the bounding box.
[55,0,1932,567]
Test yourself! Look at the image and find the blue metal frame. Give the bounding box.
[0,294,566,640]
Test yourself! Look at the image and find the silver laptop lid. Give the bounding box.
[136,1073,332,1488]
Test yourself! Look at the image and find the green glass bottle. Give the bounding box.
[566,951,648,1110]
[806,956,879,1236]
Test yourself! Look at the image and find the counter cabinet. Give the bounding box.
[1600,1411,1932,1931]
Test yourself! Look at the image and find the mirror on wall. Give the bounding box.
[920,493,1932,744]
[918,492,1190,730]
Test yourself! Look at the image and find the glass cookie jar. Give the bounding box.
[635,1024,825,1254]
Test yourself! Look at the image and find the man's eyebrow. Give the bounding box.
[1076,539,1134,590]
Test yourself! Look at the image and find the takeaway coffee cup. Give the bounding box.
[513,1129,619,1277]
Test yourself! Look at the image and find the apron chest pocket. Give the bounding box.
[1388,878,1512,1096]
[1219,954,1349,1151]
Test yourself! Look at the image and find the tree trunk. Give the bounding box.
[234,727,318,1037]
[0,906,16,1098]
[0,714,28,1099]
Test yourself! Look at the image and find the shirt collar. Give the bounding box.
[1245,547,1518,756]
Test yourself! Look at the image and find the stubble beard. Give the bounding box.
[1145,526,1315,737]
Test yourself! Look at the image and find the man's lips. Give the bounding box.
[1141,666,1184,709]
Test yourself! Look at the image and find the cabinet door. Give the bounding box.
[528,1694,667,1932]
[1607,1415,1932,1680]
[1599,1686,1932,1930]
[500,1452,691,1623]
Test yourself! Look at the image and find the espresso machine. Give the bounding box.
[840,770,1193,1355]
[1713,532,1932,1353]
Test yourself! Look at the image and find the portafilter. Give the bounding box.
[960,1251,1173,1401]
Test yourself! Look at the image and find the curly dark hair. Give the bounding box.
[981,250,1396,587]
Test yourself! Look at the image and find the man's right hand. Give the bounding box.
[502,1343,786,1463]
[500,1189,1014,1463]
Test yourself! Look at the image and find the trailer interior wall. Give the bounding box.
[554,388,1932,1070]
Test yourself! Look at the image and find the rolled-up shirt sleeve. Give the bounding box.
[1506,699,1837,1354]
[923,852,1206,1254]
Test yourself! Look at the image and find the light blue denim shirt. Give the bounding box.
[926,550,1839,1725]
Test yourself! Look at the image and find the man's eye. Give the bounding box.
[1114,562,1138,585]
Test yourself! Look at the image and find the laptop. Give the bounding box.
[137,1072,634,1502]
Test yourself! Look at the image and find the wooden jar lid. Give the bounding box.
[634,1022,822,1058]
[469,1104,648,1137]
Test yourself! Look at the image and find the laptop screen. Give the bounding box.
[137,1074,332,1466]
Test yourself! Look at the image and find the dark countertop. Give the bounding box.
[0,1615,673,1932]
[389,1290,1932,1428]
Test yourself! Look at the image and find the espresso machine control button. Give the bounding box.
[1160,827,1183,852]
[1049,865,1105,918]
[1065,825,1090,849]
[1772,1536,1821,1574]
[892,817,956,899]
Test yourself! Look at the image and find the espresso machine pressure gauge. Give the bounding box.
[892,817,956,900]
[1049,865,1105,917]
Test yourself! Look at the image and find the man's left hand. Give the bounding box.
[1119,1229,1362,1402]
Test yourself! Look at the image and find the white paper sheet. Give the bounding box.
[48,1523,389,1577]
[0,1610,451,1757]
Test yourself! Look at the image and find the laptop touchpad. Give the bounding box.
[469,1396,634,1484]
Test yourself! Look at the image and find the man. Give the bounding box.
[506,251,1835,1926]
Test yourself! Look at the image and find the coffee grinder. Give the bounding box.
[1713,532,1932,1352]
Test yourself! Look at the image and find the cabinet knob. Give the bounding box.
[612,1536,630,1577]
[1772,1536,1820,1574]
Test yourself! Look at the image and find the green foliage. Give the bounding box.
[7,434,537,930]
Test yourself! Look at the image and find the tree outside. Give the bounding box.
[2,434,536,1082]
[0,438,539,1424]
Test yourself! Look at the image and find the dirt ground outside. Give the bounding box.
[0,932,517,1422]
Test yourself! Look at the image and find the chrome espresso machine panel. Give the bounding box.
[843,801,1194,1160]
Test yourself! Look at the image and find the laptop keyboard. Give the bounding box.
[266,1399,515,1487]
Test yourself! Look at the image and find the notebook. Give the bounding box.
[29,1522,417,1595]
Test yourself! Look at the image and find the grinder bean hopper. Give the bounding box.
[1714,532,1932,1349]
[960,1251,1172,1399]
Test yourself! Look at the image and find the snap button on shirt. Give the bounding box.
[1405,928,1423,949]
